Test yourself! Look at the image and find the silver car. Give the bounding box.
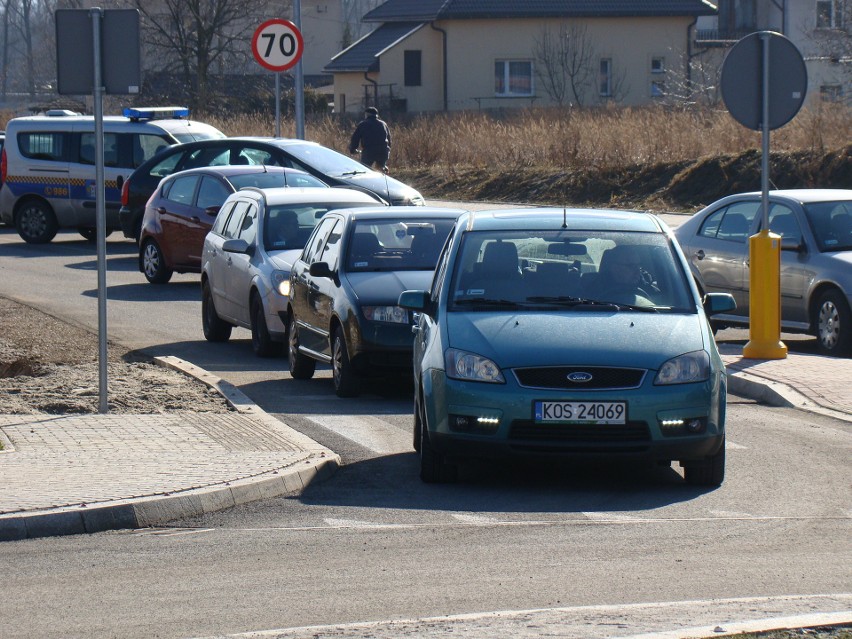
[674,189,852,356]
[201,186,384,357]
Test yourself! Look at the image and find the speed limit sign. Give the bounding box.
[252,19,304,72]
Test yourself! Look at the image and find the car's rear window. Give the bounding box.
[346,218,456,271]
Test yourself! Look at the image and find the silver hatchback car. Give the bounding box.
[200,186,384,357]
[674,189,852,356]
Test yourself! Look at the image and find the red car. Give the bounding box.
[138,165,327,283]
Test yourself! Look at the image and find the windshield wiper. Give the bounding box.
[340,169,367,176]
[454,298,524,308]
[528,295,661,312]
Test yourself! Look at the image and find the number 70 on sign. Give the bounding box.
[252,19,305,72]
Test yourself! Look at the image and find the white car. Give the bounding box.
[201,186,385,356]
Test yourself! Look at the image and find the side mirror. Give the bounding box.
[703,292,736,316]
[780,236,804,252]
[205,205,221,217]
[309,261,334,278]
[398,290,429,311]
[222,238,253,255]
[116,175,124,190]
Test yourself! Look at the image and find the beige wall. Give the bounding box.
[332,16,698,112]
[301,1,346,77]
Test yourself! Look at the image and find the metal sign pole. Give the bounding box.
[760,31,770,230]
[294,0,305,139]
[91,7,109,413]
[275,73,281,137]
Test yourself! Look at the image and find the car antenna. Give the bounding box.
[283,166,288,188]
[562,206,568,229]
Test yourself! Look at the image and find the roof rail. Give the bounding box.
[238,186,268,207]
[123,106,190,121]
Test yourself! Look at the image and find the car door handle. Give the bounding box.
[694,249,705,260]
[157,207,166,214]
[190,216,200,223]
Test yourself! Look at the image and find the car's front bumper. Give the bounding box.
[422,369,726,464]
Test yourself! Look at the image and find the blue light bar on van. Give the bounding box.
[123,107,190,121]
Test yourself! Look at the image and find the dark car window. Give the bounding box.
[212,201,236,235]
[229,171,325,190]
[805,200,852,251]
[236,204,258,245]
[699,201,759,243]
[148,151,185,179]
[239,147,285,167]
[303,216,338,264]
[196,176,231,209]
[346,218,455,271]
[165,175,200,205]
[183,146,231,170]
[764,204,802,244]
[318,219,344,269]
[223,201,249,239]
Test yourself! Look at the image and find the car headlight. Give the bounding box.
[445,348,505,384]
[362,305,408,323]
[654,350,710,385]
[272,270,290,297]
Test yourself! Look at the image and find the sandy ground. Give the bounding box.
[0,297,230,415]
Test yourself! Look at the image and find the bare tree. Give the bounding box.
[534,22,596,106]
[126,0,280,112]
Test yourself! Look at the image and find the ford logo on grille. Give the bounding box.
[567,372,593,383]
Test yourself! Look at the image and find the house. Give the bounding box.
[695,0,851,103]
[324,0,717,113]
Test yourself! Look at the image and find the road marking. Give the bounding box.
[452,513,498,524]
[726,440,747,450]
[190,594,852,639]
[306,414,409,454]
[132,527,215,537]
[583,512,640,522]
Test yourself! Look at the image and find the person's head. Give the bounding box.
[275,211,299,244]
[601,245,642,287]
[365,106,379,118]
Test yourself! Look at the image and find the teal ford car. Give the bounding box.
[399,208,736,485]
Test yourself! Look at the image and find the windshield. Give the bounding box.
[283,142,371,177]
[803,200,852,252]
[263,202,375,252]
[448,229,694,312]
[346,218,456,272]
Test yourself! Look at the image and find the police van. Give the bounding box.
[0,107,224,243]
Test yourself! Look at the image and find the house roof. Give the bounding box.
[324,22,423,73]
[364,0,716,22]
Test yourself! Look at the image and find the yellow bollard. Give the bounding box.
[743,229,787,359]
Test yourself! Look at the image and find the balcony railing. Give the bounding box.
[695,28,756,45]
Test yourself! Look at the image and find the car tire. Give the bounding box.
[418,398,457,483]
[683,439,725,487]
[78,227,112,242]
[815,289,852,356]
[201,280,232,342]
[250,293,281,358]
[332,326,359,398]
[15,200,58,244]
[413,389,423,453]
[141,239,173,284]
[288,313,316,379]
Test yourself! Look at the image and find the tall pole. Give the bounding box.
[294,0,305,139]
[91,7,109,412]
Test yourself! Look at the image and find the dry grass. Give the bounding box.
[202,102,851,172]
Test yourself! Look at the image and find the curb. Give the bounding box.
[726,369,852,423]
[0,357,341,542]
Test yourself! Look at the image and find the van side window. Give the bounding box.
[79,133,119,167]
[19,132,67,161]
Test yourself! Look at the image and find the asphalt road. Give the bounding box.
[0,219,850,638]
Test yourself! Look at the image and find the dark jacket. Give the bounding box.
[349,114,391,160]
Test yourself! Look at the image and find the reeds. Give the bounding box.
[202,102,850,173]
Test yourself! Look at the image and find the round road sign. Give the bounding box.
[720,31,807,131]
[252,19,304,72]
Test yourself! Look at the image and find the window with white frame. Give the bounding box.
[817,0,845,28]
[599,59,612,97]
[494,60,533,96]
[651,57,665,73]
[820,84,843,101]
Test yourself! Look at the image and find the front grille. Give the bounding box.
[508,420,651,453]
[513,366,645,390]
